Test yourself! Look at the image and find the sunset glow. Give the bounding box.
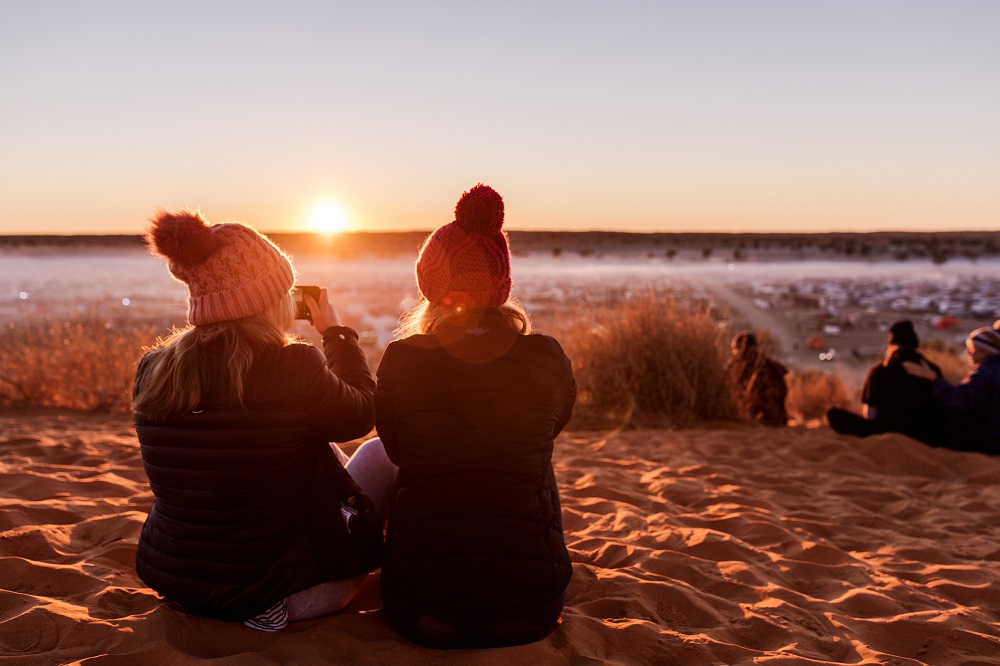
[0,4,997,235]
[308,202,350,234]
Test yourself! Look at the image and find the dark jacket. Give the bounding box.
[375,311,575,625]
[134,327,380,622]
[863,345,949,447]
[931,354,1000,455]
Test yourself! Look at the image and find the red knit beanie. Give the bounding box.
[415,184,512,308]
[146,210,296,325]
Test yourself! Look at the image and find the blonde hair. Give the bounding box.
[133,295,296,421]
[395,297,532,339]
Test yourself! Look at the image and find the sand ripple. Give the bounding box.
[2,411,999,664]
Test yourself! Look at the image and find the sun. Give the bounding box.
[309,201,350,234]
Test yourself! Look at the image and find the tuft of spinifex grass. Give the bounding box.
[559,294,739,430]
[0,318,164,413]
[785,368,854,423]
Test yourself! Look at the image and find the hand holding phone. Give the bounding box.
[294,286,341,332]
[292,285,321,321]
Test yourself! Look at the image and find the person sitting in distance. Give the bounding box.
[904,326,1000,455]
[726,331,788,427]
[827,320,948,446]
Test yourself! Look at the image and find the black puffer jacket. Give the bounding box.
[375,310,575,621]
[134,327,379,622]
[864,346,948,446]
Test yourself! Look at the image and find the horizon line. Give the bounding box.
[2,228,999,239]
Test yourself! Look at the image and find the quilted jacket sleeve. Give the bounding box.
[303,326,376,442]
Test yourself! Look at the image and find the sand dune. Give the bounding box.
[1,411,999,665]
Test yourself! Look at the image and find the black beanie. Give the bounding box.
[888,320,919,348]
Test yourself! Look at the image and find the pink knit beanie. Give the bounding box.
[415,184,512,308]
[146,210,295,325]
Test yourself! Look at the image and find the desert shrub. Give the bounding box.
[785,369,854,422]
[0,318,163,413]
[923,347,969,384]
[557,294,739,429]
[0,314,383,415]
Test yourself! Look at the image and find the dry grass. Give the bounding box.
[785,369,855,423]
[0,318,163,413]
[2,297,745,428]
[0,317,379,415]
[6,307,964,429]
[923,347,970,384]
[556,294,739,429]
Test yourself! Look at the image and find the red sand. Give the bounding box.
[1,410,999,665]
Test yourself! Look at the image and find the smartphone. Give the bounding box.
[292,285,321,320]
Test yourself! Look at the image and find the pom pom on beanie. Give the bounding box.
[454,184,505,235]
[415,184,512,309]
[146,209,295,325]
[147,210,220,268]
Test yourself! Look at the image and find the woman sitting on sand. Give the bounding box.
[904,326,1000,455]
[132,210,396,631]
[827,320,949,447]
[374,185,576,648]
[726,331,788,427]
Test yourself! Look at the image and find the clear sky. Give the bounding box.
[1,1,997,234]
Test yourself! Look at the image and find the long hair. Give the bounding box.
[395,297,532,339]
[133,295,295,421]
